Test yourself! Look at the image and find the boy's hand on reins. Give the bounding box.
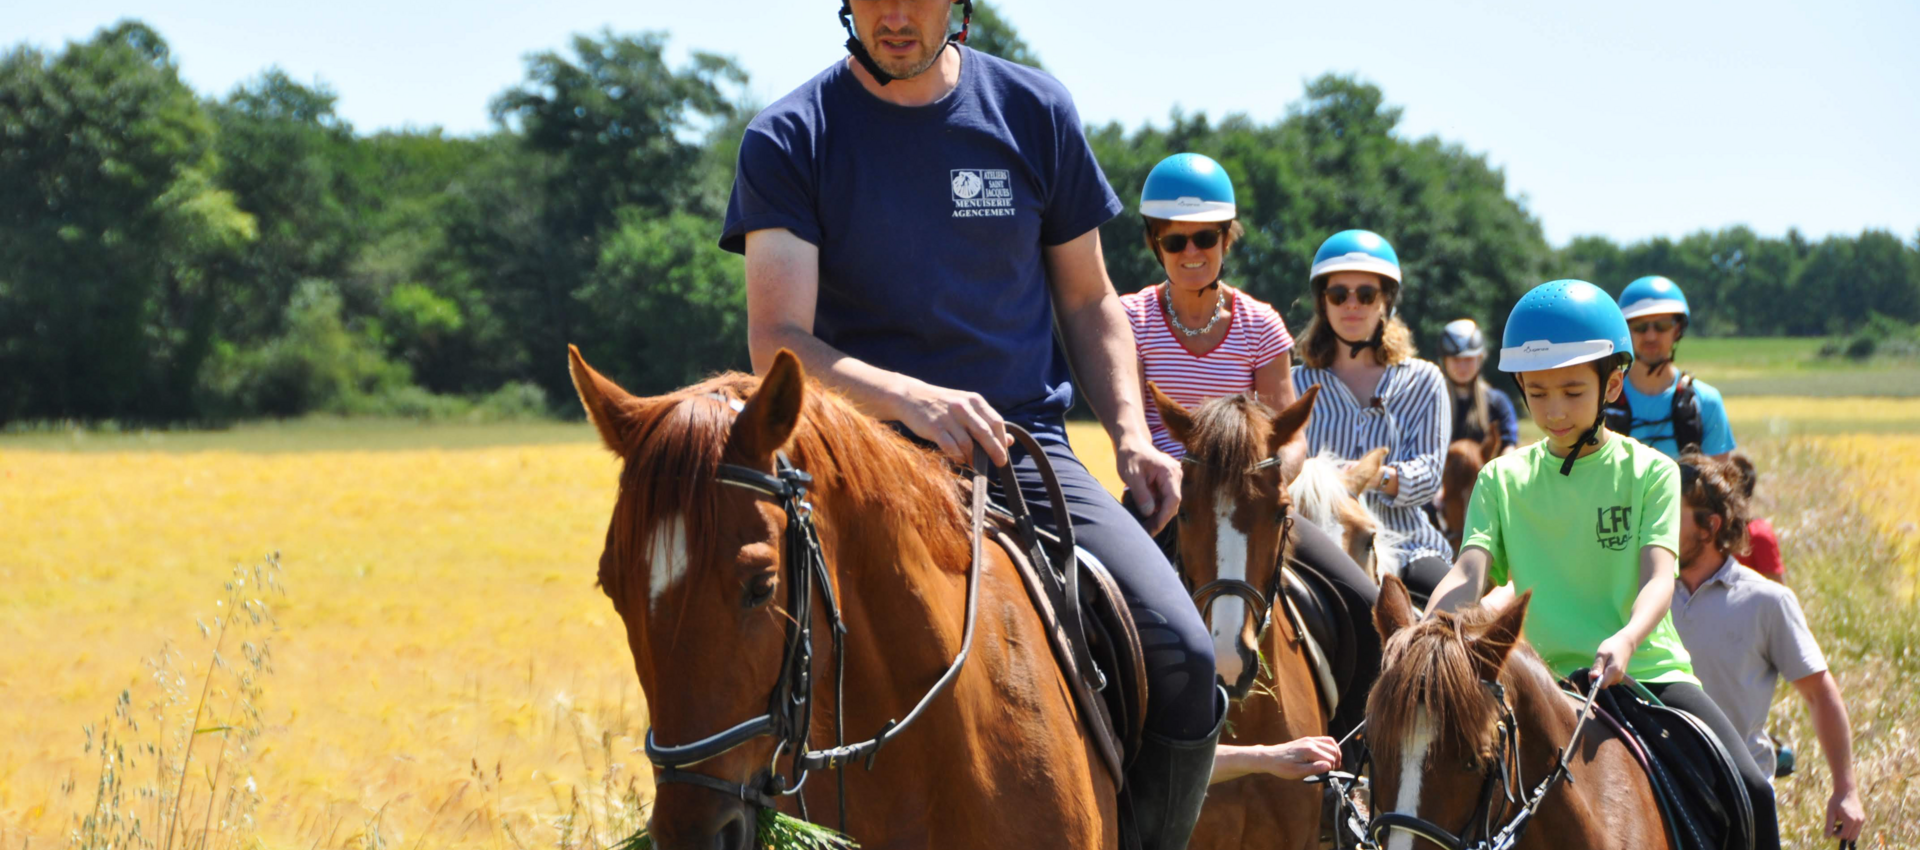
[1594,633,1637,688]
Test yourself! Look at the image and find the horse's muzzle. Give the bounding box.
[646,782,759,850]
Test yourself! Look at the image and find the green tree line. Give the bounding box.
[3,12,1916,423]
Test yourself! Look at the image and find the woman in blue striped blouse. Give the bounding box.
[1291,230,1454,602]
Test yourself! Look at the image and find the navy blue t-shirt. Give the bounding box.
[720,47,1124,440]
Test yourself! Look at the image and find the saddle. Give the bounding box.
[1573,677,1755,850]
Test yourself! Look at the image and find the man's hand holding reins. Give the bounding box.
[1118,438,1182,534]
[893,379,1013,467]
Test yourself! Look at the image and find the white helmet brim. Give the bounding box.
[1498,339,1617,373]
[1619,298,1688,321]
[1140,199,1236,222]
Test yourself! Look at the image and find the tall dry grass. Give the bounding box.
[1,446,648,849]
[1756,439,1919,847]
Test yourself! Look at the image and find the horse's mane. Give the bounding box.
[601,372,969,603]
[1289,452,1408,577]
[1183,393,1275,500]
[1367,605,1557,758]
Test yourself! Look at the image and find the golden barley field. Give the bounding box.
[4,399,1917,849]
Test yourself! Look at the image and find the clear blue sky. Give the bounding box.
[10,0,1917,246]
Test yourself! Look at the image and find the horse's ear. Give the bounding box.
[731,349,807,461]
[1467,590,1531,681]
[1149,382,1196,448]
[1375,573,1417,641]
[1346,447,1389,496]
[1267,385,1319,456]
[569,345,660,455]
[1482,428,1503,460]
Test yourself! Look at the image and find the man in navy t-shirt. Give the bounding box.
[720,3,1220,846]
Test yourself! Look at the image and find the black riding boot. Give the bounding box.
[1121,687,1225,850]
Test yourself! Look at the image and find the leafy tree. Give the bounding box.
[209,70,360,341]
[956,1,1044,69]
[479,30,746,402]
[574,210,749,393]
[0,21,254,422]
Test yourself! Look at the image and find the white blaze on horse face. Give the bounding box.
[648,516,691,613]
[1386,708,1438,850]
[1209,494,1250,686]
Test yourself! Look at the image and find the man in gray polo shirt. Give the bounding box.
[1670,453,1865,843]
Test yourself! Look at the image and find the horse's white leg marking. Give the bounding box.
[1210,495,1249,686]
[649,516,690,613]
[1386,708,1436,850]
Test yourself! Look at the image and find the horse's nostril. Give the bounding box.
[715,811,751,850]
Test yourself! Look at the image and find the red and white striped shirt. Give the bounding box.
[1122,284,1294,458]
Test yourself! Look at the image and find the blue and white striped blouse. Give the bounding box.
[1291,359,1454,563]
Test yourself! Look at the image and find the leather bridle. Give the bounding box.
[1361,676,1601,850]
[642,402,1064,833]
[1180,454,1299,646]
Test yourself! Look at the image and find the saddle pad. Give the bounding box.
[1280,558,1357,714]
[989,525,1139,789]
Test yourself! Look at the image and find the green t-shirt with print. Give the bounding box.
[1462,432,1698,684]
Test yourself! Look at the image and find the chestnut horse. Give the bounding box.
[1364,575,1672,850]
[1438,431,1503,553]
[1148,384,1328,850]
[571,347,1115,849]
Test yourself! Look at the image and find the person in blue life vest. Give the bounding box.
[720,3,1220,846]
[1605,276,1736,459]
[1426,280,1780,850]
[1290,230,1455,603]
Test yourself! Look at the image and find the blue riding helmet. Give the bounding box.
[1618,275,1691,322]
[1499,280,1634,373]
[1310,230,1401,285]
[1140,153,1237,222]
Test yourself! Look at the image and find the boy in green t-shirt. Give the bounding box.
[1425,280,1779,850]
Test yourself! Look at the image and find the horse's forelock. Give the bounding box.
[1368,609,1508,760]
[1185,394,1273,499]
[601,377,749,606]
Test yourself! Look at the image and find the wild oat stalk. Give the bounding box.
[67,554,285,850]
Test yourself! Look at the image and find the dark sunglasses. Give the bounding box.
[1630,317,1679,334]
[1324,285,1380,306]
[1156,228,1225,253]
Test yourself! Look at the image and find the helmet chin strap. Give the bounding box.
[1560,414,1604,477]
[1343,322,1385,359]
[840,1,973,87]
[1560,368,1619,476]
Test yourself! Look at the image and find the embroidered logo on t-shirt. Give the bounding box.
[1595,505,1633,551]
[951,169,1015,218]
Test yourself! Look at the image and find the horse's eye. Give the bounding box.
[1177,510,1189,524]
[744,573,777,608]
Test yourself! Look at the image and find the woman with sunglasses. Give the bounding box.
[1123,153,1386,754]
[1292,230,1454,604]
